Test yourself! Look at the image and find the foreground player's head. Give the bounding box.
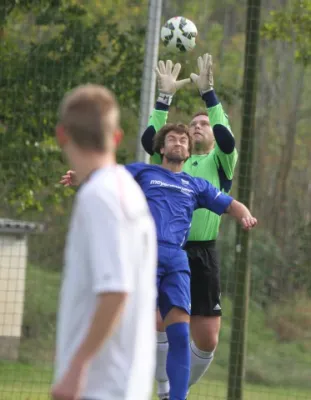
[56,84,122,179]
[189,111,214,153]
[153,123,192,166]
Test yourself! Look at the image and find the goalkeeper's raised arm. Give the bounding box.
[190,53,231,131]
[141,60,190,164]
[190,53,238,179]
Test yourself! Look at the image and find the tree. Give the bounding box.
[261,0,311,65]
[0,0,145,213]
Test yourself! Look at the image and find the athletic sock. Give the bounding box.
[156,331,170,399]
[188,340,214,387]
[166,322,190,400]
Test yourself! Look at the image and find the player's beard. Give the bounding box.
[165,150,188,163]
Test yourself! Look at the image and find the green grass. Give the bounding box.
[0,363,52,400]
[19,264,61,364]
[1,264,310,399]
[214,298,311,388]
[0,362,311,400]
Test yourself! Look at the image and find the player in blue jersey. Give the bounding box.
[60,123,257,400]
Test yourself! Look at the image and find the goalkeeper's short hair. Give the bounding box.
[191,110,209,120]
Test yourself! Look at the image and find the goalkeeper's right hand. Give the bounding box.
[60,170,77,186]
[155,60,191,105]
[190,53,214,95]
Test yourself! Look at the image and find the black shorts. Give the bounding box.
[184,240,222,317]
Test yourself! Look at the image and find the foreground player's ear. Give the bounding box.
[113,129,123,147]
[160,146,164,155]
[55,124,69,148]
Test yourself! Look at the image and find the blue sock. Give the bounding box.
[166,322,190,400]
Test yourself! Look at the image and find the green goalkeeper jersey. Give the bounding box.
[145,91,238,241]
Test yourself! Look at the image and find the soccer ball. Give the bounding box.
[160,16,198,52]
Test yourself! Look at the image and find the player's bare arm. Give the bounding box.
[70,292,127,365]
[51,292,127,400]
[225,199,257,230]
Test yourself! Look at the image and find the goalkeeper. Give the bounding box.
[141,54,238,399]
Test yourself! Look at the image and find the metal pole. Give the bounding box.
[227,1,262,399]
[136,0,163,162]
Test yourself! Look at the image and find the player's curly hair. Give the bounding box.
[153,123,193,156]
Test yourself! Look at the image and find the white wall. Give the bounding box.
[0,235,27,337]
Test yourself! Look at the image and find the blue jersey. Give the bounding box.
[126,163,233,247]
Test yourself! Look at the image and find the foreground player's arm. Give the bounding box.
[191,53,238,180]
[52,193,132,399]
[52,292,128,399]
[195,178,257,230]
[141,60,190,164]
[70,293,127,368]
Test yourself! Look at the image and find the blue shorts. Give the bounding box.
[157,244,191,319]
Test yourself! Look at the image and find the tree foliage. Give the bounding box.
[0,0,145,212]
[1,0,310,303]
[261,0,311,65]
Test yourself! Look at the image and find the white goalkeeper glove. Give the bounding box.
[155,60,191,105]
[190,53,214,96]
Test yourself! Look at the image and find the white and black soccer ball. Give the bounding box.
[160,16,198,52]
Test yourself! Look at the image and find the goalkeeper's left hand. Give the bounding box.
[190,53,214,95]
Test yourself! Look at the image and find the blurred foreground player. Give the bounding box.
[51,84,157,400]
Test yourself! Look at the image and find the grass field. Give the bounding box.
[1,264,310,399]
[1,362,311,400]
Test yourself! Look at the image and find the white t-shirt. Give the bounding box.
[54,165,157,400]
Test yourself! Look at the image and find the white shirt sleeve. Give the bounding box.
[81,190,133,294]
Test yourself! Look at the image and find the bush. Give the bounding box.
[267,293,311,343]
